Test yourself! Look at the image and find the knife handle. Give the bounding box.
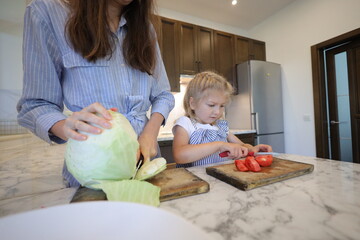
[219,151,229,157]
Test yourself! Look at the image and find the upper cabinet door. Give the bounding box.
[235,36,250,64]
[179,22,198,75]
[179,24,215,75]
[250,40,266,61]
[235,37,266,63]
[159,17,180,92]
[197,26,215,72]
[214,31,236,89]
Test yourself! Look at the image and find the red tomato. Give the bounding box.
[245,156,254,161]
[235,159,246,164]
[235,160,249,172]
[245,157,261,172]
[255,155,273,167]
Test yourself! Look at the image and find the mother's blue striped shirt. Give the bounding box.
[17,0,175,144]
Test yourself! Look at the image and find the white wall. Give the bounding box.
[248,0,360,156]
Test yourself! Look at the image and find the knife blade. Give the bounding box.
[254,152,279,156]
[219,151,278,158]
[132,159,143,180]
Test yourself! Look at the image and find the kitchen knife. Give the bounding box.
[219,151,278,158]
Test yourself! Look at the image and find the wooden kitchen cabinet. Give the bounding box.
[179,22,197,75]
[179,22,215,75]
[157,16,266,93]
[250,40,266,61]
[235,36,251,64]
[214,30,236,88]
[158,17,180,92]
[197,26,215,72]
[235,36,266,64]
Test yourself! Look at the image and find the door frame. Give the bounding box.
[311,27,360,159]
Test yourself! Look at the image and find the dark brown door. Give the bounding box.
[325,40,360,163]
[348,42,360,163]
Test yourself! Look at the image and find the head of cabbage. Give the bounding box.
[65,111,139,187]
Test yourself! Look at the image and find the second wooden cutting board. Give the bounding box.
[206,157,314,191]
[71,168,209,203]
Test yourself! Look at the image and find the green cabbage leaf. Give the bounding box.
[95,180,161,206]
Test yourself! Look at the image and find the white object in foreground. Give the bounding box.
[0,201,212,240]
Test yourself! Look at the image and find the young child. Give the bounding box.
[172,71,272,167]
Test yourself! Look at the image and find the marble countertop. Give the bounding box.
[1,134,359,240]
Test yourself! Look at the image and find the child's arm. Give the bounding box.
[173,126,248,164]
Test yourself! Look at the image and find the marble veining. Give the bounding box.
[160,155,360,240]
[1,134,360,240]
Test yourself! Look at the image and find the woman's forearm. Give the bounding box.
[142,112,164,138]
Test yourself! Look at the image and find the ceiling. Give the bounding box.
[156,0,297,30]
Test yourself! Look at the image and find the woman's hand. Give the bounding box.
[220,142,249,159]
[138,132,158,163]
[137,112,164,163]
[50,102,113,141]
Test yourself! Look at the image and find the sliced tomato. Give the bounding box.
[245,157,261,172]
[245,156,254,161]
[247,151,255,156]
[235,159,246,164]
[255,155,273,167]
[235,159,248,172]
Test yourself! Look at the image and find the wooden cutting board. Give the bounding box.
[206,157,314,191]
[71,168,209,203]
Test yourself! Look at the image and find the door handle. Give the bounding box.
[252,112,259,132]
[330,120,345,125]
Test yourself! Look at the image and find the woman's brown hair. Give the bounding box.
[65,0,157,74]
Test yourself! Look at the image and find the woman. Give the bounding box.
[17,0,175,186]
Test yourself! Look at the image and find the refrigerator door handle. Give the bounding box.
[252,112,259,132]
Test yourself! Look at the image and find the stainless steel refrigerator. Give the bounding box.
[226,60,285,152]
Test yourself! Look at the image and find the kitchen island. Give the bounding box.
[0,134,359,240]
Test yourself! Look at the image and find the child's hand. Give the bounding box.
[251,144,273,153]
[221,143,248,159]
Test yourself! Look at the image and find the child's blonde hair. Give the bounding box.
[183,71,234,119]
